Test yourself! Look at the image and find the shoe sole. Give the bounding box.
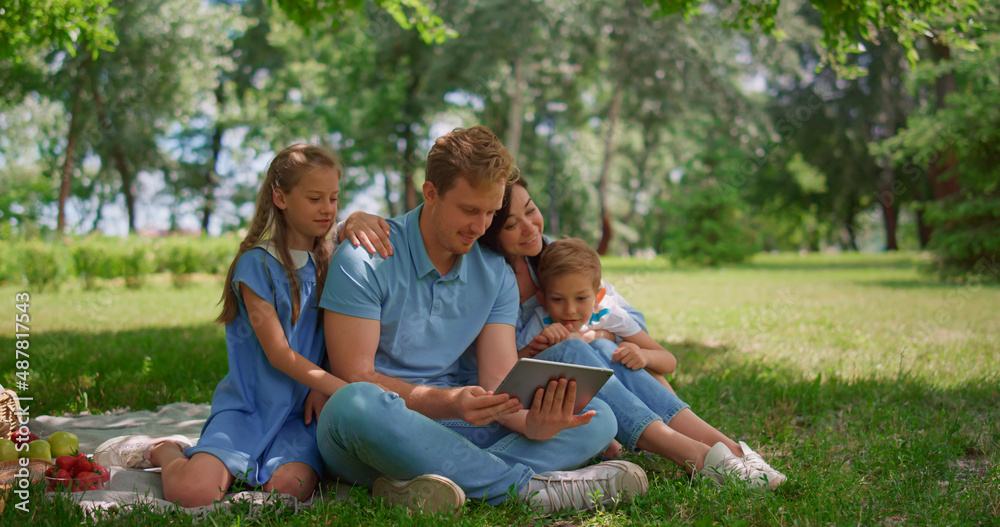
[372,475,465,515]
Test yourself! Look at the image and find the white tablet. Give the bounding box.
[495,358,613,414]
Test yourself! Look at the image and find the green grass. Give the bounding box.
[2,253,998,525]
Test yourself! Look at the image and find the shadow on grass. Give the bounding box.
[640,337,1000,524]
[0,323,227,416]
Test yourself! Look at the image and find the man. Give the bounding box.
[316,126,648,514]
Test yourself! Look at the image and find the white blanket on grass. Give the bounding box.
[32,402,352,518]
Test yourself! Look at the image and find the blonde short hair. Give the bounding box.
[537,238,602,293]
[425,125,518,195]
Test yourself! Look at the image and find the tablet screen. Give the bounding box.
[495,358,613,413]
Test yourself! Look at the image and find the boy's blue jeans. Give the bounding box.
[534,337,689,451]
[316,339,618,504]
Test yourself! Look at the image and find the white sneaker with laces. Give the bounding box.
[739,441,787,489]
[372,474,465,514]
[699,441,768,488]
[525,460,648,514]
[93,434,193,469]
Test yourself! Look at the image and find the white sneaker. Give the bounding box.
[699,442,768,488]
[93,434,193,469]
[525,460,648,514]
[739,441,787,489]
[372,474,466,515]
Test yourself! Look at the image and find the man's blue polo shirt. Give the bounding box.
[319,204,518,387]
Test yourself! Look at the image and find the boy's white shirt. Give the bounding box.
[518,280,642,350]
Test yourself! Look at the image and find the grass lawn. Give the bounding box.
[2,252,998,525]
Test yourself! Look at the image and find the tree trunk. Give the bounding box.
[596,84,623,255]
[402,123,419,211]
[92,76,137,233]
[401,43,424,212]
[925,38,961,241]
[843,201,860,251]
[623,119,655,226]
[57,56,90,234]
[90,192,105,234]
[383,173,400,217]
[916,209,933,248]
[113,148,137,233]
[202,81,225,233]
[880,174,900,251]
[504,56,526,165]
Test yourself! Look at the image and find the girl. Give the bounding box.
[95,144,355,507]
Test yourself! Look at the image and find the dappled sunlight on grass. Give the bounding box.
[603,252,1000,390]
[1,253,997,525]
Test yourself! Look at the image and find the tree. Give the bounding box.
[877,8,1000,279]
[648,0,983,75]
[0,0,116,62]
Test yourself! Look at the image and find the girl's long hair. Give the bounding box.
[217,144,342,325]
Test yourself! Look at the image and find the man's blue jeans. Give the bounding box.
[316,340,618,504]
[534,338,689,451]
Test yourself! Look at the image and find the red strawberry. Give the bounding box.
[77,472,101,491]
[72,457,93,476]
[45,466,59,478]
[56,455,78,471]
[55,468,72,480]
[76,452,87,459]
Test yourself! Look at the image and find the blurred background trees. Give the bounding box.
[1,0,996,280]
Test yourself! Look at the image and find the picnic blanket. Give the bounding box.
[31,403,352,518]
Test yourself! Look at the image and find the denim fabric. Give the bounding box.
[316,380,616,504]
[533,338,689,451]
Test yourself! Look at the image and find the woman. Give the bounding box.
[478,180,787,489]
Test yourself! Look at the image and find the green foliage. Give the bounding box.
[120,240,156,289]
[72,238,125,288]
[648,0,983,75]
[158,235,236,287]
[17,240,75,291]
[877,30,1000,281]
[0,0,117,61]
[271,0,454,43]
[70,237,157,289]
[0,241,17,286]
[660,183,759,266]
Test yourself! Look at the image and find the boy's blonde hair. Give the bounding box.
[425,125,519,195]
[537,238,602,293]
[217,144,342,325]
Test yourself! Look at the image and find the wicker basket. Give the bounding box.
[0,389,21,441]
[0,458,53,487]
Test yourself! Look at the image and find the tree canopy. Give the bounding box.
[1,0,996,279]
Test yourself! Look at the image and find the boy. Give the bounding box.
[521,238,677,390]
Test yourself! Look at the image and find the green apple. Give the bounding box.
[20,439,52,462]
[0,438,18,462]
[47,431,79,457]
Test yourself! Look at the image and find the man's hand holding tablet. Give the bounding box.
[495,358,613,414]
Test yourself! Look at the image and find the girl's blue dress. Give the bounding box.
[184,245,325,485]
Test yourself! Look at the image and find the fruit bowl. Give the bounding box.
[45,470,110,492]
[44,454,111,492]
